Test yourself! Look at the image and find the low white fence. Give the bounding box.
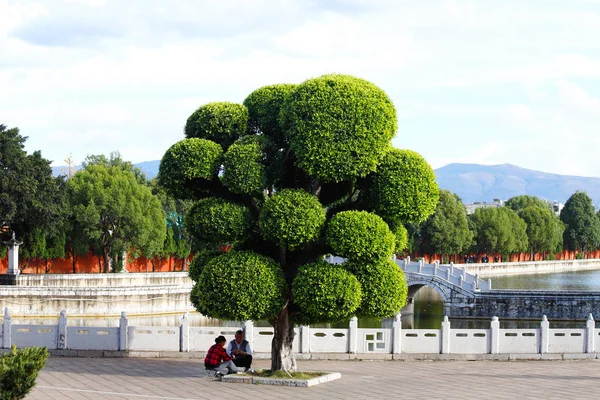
[1,308,599,355]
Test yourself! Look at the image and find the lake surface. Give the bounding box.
[13,269,600,329]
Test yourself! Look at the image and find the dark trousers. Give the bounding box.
[233,354,252,369]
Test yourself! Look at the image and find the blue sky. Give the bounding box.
[2,0,600,176]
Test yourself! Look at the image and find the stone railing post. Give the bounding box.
[441,316,451,354]
[406,256,410,263]
[58,310,67,350]
[418,260,423,274]
[540,315,549,354]
[459,275,464,288]
[349,317,358,354]
[2,308,11,349]
[490,316,500,354]
[449,262,454,275]
[433,262,438,277]
[463,268,468,280]
[180,312,190,352]
[488,279,492,290]
[402,258,407,271]
[586,314,595,354]
[392,313,402,354]
[300,325,310,353]
[244,320,255,352]
[119,312,128,351]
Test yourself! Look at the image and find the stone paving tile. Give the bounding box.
[25,357,600,399]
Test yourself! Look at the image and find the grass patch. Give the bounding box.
[251,370,326,380]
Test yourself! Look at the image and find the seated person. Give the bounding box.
[226,329,253,372]
[204,335,238,375]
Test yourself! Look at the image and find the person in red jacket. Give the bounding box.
[204,335,238,375]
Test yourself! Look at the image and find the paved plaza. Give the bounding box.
[26,357,600,399]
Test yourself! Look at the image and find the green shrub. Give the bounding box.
[545,253,557,261]
[326,211,395,262]
[184,102,248,150]
[365,148,439,225]
[259,189,326,250]
[185,198,255,247]
[158,138,223,198]
[244,84,297,147]
[345,258,407,318]
[281,74,396,182]
[193,251,286,321]
[292,261,362,324]
[188,249,221,282]
[576,252,585,259]
[392,224,408,253]
[0,346,49,400]
[221,139,266,196]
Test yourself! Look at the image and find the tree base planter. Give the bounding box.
[221,372,341,387]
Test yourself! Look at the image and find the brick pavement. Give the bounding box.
[26,357,600,400]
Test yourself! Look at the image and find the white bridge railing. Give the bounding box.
[2,309,599,355]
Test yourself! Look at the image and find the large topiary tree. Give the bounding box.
[159,74,439,371]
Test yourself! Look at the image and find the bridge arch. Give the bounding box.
[405,277,452,303]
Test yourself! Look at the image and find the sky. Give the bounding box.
[2,0,600,176]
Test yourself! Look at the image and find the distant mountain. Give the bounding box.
[435,163,600,206]
[52,160,161,180]
[53,160,600,206]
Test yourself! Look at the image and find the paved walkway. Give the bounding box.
[26,357,600,399]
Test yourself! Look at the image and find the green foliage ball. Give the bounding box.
[221,139,267,196]
[259,189,326,250]
[158,138,222,198]
[184,102,248,149]
[185,198,254,247]
[0,346,49,400]
[188,249,221,282]
[192,251,286,321]
[326,211,395,262]
[393,224,409,253]
[345,258,407,318]
[367,148,439,226]
[281,74,397,182]
[244,84,297,147]
[292,261,362,324]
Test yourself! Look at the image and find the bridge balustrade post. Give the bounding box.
[586,314,595,354]
[463,268,468,280]
[449,262,454,275]
[403,258,408,271]
[459,275,464,288]
[2,308,11,349]
[392,313,402,354]
[180,312,190,352]
[418,260,422,274]
[433,263,438,277]
[300,325,310,353]
[349,317,358,354]
[406,256,410,263]
[119,312,128,351]
[490,316,500,354]
[540,315,549,354]
[58,310,67,350]
[445,266,450,281]
[487,279,492,290]
[441,316,451,354]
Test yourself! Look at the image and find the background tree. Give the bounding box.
[420,190,473,260]
[69,156,166,272]
[469,207,528,257]
[516,206,564,259]
[505,195,552,212]
[560,191,600,253]
[159,74,438,371]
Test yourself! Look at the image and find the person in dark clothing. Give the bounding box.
[227,329,253,372]
[204,335,238,375]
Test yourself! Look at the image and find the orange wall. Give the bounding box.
[414,250,599,264]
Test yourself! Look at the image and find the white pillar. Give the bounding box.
[490,316,500,354]
[4,233,23,275]
[119,312,128,351]
[180,312,190,352]
[586,314,595,354]
[2,308,11,349]
[58,310,67,350]
[392,313,402,354]
[540,315,549,354]
[349,317,358,354]
[487,279,492,290]
[300,325,310,353]
[244,320,254,353]
[441,316,451,354]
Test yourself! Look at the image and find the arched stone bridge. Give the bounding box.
[329,255,600,320]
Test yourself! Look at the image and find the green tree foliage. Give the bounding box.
[561,191,600,252]
[184,102,248,149]
[191,251,286,321]
[292,261,362,324]
[421,190,473,256]
[0,346,49,400]
[159,74,437,371]
[363,148,439,227]
[280,74,397,182]
[326,211,395,262]
[260,190,326,251]
[393,224,409,254]
[517,205,564,255]
[69,160,166,272]
[244,84,297,147]
[505,195,552,212]
[187,249,220,282]
[469,207,528,255]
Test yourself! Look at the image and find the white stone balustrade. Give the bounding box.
[2,308,599,356]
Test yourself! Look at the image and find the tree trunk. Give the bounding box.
[103,247,112,273]
[271,305,297,372]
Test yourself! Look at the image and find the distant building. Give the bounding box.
[552,201,564,216]
[465,199,504,215]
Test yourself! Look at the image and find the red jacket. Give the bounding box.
[204,343,231,367]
